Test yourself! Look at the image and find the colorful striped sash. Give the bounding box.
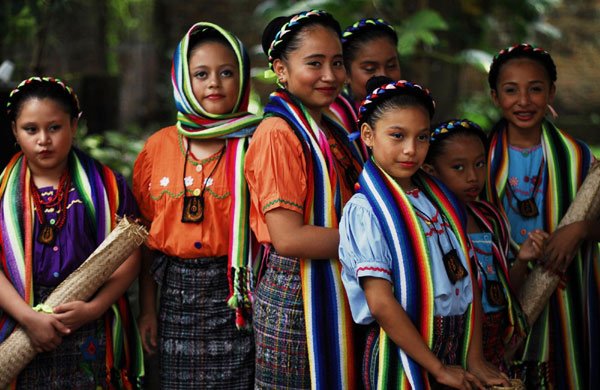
[358,159,474,389]
[264,89,358,389]
[0,149,143,389]
[485,119,599,389]
[325,94,368,162]
[466,200,529,345]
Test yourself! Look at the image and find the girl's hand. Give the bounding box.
[433,364,484,390]
[138,312,158,355]
[543,222,586,273]
[467,357,510,387]
[22,310,71,353]
[516,229,549,263]
[53,300,97,332]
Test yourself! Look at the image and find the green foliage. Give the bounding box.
[76,122,147,183]
[395,10,448,56]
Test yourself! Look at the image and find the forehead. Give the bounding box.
[189,41,237,65]
[293,25,342,54]
[376,105,430,128]
[498,57,550,82]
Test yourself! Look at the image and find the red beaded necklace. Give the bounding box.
[30,170,71,245]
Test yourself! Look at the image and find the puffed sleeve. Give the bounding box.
[132,143,154,225]
[339,193,393,324]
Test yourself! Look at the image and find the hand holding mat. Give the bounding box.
[0,216,147,389]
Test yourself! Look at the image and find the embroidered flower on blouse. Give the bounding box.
[147,182,151,191]
[509,177,518,187]
[160,177,170,187]
[204,177,214,187]
[184,176,194,187]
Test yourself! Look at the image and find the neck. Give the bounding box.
[30,161,69,189]
[305,106,323,124]
[397,177,416,192]
[507,122,543,148]
[186,137,226,160]
[466,207,483,234]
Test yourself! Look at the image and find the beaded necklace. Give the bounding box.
[30,169,71,246]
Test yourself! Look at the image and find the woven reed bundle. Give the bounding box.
[0,216,147,389]
[518,160,600,326]
[491,379,526,390]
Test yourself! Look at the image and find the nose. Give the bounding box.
[403,139,416,156]
[322,64,336,82]
[518,89,531,106]
[38,130,50,145]
[208,73,220,87]
[466,166,477,183]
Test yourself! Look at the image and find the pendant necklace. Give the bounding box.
[31,170,71,246]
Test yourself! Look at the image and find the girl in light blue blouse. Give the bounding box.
[338,76,508,390]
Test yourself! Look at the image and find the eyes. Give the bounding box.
[361,62,399,74]
[21,124,62,133]
[451,160,486,171]
[306,59,344,68]
[502,84,546,95]
[193,68,236,80]
[389,132,429,142]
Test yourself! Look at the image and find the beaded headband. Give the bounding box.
[6,76,81,117]
[267,9,329,70]
[341,18,396,45]
[430,119,481,142]
[492,43,551,63]
[358,79,435,124]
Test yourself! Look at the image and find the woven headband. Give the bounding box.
[341,18,395,45]
[490,43,554,72]
[267,9,329,70]
[430,119,482,142]
[358,79,435,124]
[7,76,81,116]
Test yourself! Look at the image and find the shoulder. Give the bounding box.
[253,117,298,141]
[142,126,179,151]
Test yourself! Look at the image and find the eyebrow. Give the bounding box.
[190,63,236,70]
[360,57,397,65]
[303,53,343,60]
[501,80,545,86]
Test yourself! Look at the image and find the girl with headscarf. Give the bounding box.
[132,22,260,389]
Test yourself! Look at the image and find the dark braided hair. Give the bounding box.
[7,77,81,122]
[425,119,487,165]
[261,10,341,70]
[341,18,398,72]
[488,43,557,90]
[359,76,435,128]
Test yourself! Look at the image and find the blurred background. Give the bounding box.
[1,0,599,386]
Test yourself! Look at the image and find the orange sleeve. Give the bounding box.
[132,142,154,226]
[244,117,307,243]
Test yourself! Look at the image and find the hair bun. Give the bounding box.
[261,16,289,56]
[365,76,394,96]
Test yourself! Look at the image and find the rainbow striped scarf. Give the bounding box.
[171,22,260,329]
[466,201,529,346]
[358,160,475,390]
[0,149,143,389]
[485,119,599,389]
[172,22,261,138]
[325,94,368,161]
[264,89,360,389]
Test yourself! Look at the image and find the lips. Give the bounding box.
[398,161,417,168]
[315,87,337,95]
[205,94,224,100]
[465,187,481,198]
[39,150,53,157]
[514,111,536,121]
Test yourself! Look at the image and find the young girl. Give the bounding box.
[485,43,600,390]
[338,76,510,390]
[133,23,260,389]
[422,119,548,371]
[0,77,143,389]
[341,18,401,109]
[244,10,365,389]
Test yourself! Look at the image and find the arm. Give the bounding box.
[265,208,339,259]
[544,219,600,272]
[0,271,70,352]
[465,278,510,386]
[362,277,483,390]
[137,245,158,354]
[53,247,141,331]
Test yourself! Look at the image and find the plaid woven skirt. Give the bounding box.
[253,248,310,389]
[362,313,466,390]
[482,309,508,371]
[17,285,108,390]
[153,253,254,390]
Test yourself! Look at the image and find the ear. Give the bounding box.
[70,118,78,139]
[548,83,556,103]
[361,122,374,148]
[11,121,17,139]
[273,58,288,86]
[490,89,500,107]
[421,162,437,177]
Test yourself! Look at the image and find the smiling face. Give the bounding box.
[491,57,555,136]
[362,105,430,190]
[12,98,77,179]
[348,37,401,103]
[189,41,240,115]
[424,135,487,203]
[273,25,345,121]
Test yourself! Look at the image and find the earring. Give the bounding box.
[547,104,558,119]
[277,78,286,89]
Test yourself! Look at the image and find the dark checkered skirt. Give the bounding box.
[482,309,508,371]
[362,313,466,390]
[153,253,254,390]
[17,285,108,390]
[253,248,310,389]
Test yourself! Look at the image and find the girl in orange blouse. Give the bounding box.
[132,22,260,389]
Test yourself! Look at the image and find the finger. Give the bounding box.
[150,324,157,348]
[52,318,72,336]
[465,372,484,390]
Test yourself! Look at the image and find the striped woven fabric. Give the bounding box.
[357,159,474,390]
[262,89,360,389]
[171,22,260,329]
[485,119,599,389]
[0,149,144,389]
